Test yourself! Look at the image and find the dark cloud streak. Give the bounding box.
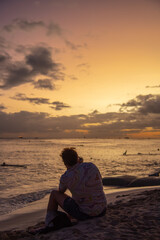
[12,93,50,105]
[11,93,71,110]
[146,85,160,88]
[64,40,87,50]
[3,19,45,32]
[33,79,55,90]
[50,101,71,111]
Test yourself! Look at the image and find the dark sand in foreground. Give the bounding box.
[0,189,160,240]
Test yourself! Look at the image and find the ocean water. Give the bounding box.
[0,138,160,216]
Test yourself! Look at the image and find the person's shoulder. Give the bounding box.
[86,162,96,166]
[81,162,98,169]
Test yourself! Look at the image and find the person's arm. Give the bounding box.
[59,185,67,193]
[59,175,67,193]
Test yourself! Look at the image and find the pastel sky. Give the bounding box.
[0,0,160,138]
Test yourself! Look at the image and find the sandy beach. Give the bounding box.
[0,188,160,240]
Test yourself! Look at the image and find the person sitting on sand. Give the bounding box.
[45,147,107,227]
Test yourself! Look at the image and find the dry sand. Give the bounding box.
[0,189,160,240]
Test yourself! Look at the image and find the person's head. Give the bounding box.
[60,148,78,167]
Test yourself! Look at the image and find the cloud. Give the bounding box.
[50,101,71,111]
[0,53,10,63]
[47,22,63,36]
[68,75,78,81]
[3,18,64,37]
[76,62,90,75]
[0,111,49,134]
[120,94,160,114]
[2,93,160,138]
[0,63,33,89]
[0,36,5,47]
[0,36,8,49]
[3,18,45,32]
[2,18,87,55]
[0,104,6,110]
[15,45,31,54]
[88,110,100,116]
[80,110,160,138]
[77,63,90,69]
[26,47,56,74]
[146,85,160,88]
[1,104,160,138]
[0,111,81,137]
[26,46,65,80]
[0,55,7,63]
[0,46,65,89]
[11,93,71,110]
[64,40,87,50]
[0,110,87,137]
[12,93,50,105]
[33,79,55,90]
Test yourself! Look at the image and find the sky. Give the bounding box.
[0,0,160,138]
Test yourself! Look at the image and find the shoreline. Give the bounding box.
[0,186,160,234]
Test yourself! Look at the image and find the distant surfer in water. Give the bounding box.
[123,150,127,156]
[45,147,107,229]
[1,162,26,168]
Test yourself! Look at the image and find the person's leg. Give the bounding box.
[47,190,69,212]
[45,190,69,226]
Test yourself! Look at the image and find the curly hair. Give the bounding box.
[60,147,78,166]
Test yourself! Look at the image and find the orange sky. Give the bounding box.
[0,0,160,138]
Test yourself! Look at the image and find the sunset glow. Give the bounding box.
[0,0,160,138]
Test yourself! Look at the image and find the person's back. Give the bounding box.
[59,160,107,216]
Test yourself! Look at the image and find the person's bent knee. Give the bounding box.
[50,190,59,198]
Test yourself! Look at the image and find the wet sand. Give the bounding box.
[0,188,160,240]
